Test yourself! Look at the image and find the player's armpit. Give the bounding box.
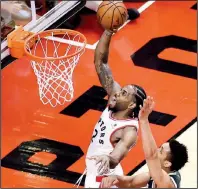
[109,126,137,168]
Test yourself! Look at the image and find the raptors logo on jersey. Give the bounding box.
[86,107,139,158]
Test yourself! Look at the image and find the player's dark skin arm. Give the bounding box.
[90,31,136,174]
[109,126,137,168]
[94,30,121,97]
[90,126,137,174]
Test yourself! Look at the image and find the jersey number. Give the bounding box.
[91,118,106,144]
[91,129,98,142]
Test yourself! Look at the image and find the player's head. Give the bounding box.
[109,84,146,117]
[158,140,188,172]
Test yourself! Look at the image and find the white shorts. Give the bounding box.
[84,159,123,188]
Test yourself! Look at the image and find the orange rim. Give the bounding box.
[24,29,87,62]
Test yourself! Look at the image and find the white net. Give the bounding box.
[24,30,86,107]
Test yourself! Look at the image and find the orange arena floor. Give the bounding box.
[1,1,197,188]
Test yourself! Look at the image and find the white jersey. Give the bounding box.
[86,107,139,158]
[80,107,139,188]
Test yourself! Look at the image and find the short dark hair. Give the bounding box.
[131,84,147,118]
[169,139,188,171]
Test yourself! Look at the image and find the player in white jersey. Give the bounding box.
[85,107,139,187]
[100,97,188,188]
[82,28,147,188]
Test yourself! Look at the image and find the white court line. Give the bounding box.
[91,0,156,49]
[1,0,155,60]
[46,36,94,50]
[46,1,156,50]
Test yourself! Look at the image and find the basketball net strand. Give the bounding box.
[26,31,85,107]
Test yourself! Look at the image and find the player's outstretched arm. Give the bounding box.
[139,97,175,188]
[101,172,150,188]
[94,30,120,97]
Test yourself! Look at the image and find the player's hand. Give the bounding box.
[100,175,118,188]
[101,175,131,188]
[105,29,117,36]
[138,96,155,121]
[110,28,118,33]
[88,155,110,175]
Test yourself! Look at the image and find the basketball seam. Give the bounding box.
[100,4,116,25]
[110,6,117,30]
[114,6,127,12]
[111,2,127,13]
[114,6,128,24]
[112,2,127,12]
[97,2,113,12]
[111,1,124,26]
[116,7,124,25]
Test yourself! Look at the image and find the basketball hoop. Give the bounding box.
[8,28,87,107]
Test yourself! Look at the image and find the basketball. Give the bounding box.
[97,1,128,30]
[2,1,196,188]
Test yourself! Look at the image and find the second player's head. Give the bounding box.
[109,84,146,118]
[158,140,188,172]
